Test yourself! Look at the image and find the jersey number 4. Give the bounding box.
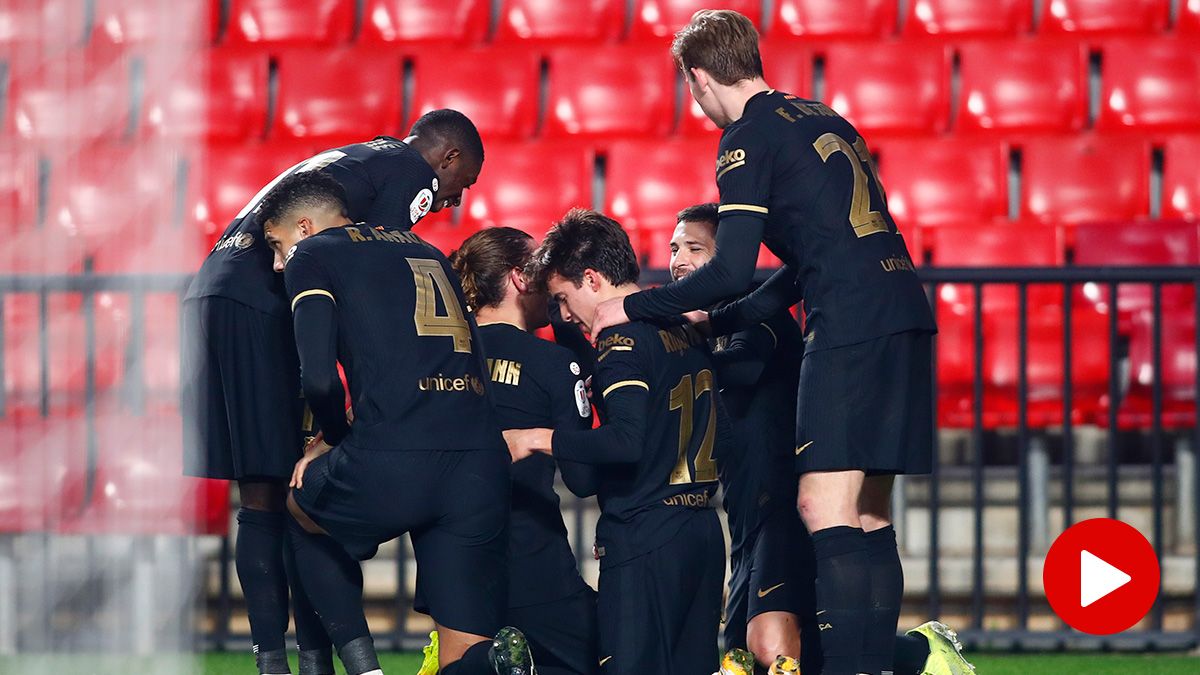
[407,258,472,354]
[813,133,889,239]
[668,370,718,485]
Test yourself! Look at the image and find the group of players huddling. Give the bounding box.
[182,10,977,675]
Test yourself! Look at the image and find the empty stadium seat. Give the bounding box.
[1098,39,1200,132]
[1163,135,1200,220]
[1073,219,1198,320]
[820,42,950,134]
[1180,1,1200,35]
[5,48,131,141]
[460,141,593,239]
[272,48,402,140]
[545,46,675,138]
[407,48,540,140]
[0,0,87,47]
[875,138,1007,228]
[1039,0,1169,35]
[223,0,353,45]
[91,0,218,45]
[494,0,624,43]
[629,0,763,42]
[1118,309,1196,429]
[185,142,306,243]
[0,145,38,231]
[360,0,489,44]
[141,48,269,140]
[768,0,897,39]
[0,414,88,532]
[1020,135,1149,224]
[761,42,812,99]
[956,40,1087,133]
[605,138,720,267]
[902,0,1032,37]
[929,224,1108,427]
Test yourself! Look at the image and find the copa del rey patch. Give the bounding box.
[410,188,434,224]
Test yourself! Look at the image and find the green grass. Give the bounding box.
[4,651,1198,674]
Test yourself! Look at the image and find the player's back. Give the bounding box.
[590,320,723,568]
[186,138,438,317]
[717,89,936,352]
[286,224,501,453]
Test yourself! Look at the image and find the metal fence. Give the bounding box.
[1,265,1198,652]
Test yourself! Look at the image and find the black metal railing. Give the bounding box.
[2,266,1197,652]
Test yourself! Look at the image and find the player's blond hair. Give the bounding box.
[670,9,763,86]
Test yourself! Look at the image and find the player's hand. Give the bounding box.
[589,298,630,343]
[503,428,553,462]
[291,437,333,490]
[683,309,711,335]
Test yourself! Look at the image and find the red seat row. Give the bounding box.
[5,0,1197,48]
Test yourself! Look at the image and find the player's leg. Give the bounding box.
[667,512,725,674]
[859,475,902,675]
[236,481,292,675]
[743,508,806,671]
[505,588,599,675]
[282,521,335,675]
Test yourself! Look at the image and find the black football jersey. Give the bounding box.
[284,224,502,452]
[187,137,439,317]
[589,321,724,568]
[716,90,936,352]
[477,322,592,606]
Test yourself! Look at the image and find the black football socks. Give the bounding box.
[863,526,904,675]
[236,507,291,674]
[811,525,870,675]
[283,522,335,674]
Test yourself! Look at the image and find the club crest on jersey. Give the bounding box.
[569,361,581,376]
[574,379,590,418]
[410,188,434,224]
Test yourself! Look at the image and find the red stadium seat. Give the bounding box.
[272,48,403,140]
[360,0,489,44]
[407,48,540,141]
[91,0,218,45]
[902,0,1033,37]
[605,138,720,267]
[929,224,1107,427]
[875,138,1007,228]
[1020,135,1150,224]
[1039,0,1169,35]
[1117,309,1196,429]
[494,0,624,43]
[1098,39,1200,132]
[459,141,593,239]
[1163,135,1200,220]
[1181,1,1200,35]
[545,46,675,138]
[141,48,269,140]
[185,142,307,244]
[223,0,353,46]
[0,145,38,231]
[956,40,1087,133]
[0,0,87,47]
[768,0,897,39]
[629,0,763,42]
[43,143,182,245]
[820,42,950,135]
[1073,219,1199,320]
[677,43,812,137]
[0,414,88,532]
[5,48,131,141]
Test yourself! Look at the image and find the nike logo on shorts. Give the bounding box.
[757,582,786,598]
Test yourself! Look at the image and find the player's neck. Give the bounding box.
[308,218,353,237]
[722,78,771,124]
[475,304,526,332]
[597,282,641,306]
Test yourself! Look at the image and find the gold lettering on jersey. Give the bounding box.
[788,101,839,118]
[775,107,797,123]
[486,358,522,386]
[345,227,368,242]
[661,492,712,508]
[657,325,702,354]
[417,372,486,396]
[596,333,635,352]
[716,148,747,179]
[880,255,915,273]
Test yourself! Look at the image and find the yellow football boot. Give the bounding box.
[716,648,756,675]
[416,630,439,675]
[907,621,976,675]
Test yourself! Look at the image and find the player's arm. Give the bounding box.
[544,352,601,497]
[285,250,351,447]
[710,319,778,388]
[365,154,434,228]
[620,125,774,323]
[708,265,803,337]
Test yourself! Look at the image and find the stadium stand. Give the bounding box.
[628,0,764,41]
[1037,0,1170,35]
[222,0,354,46]
[544,45,676,138]
[0,0,88,47]
[359,0,490,44]
[1181,0,1200,35]
[140,48,269,140]
[955,40,1088,133]
[272,48,403,141]
[184,142,300,244]
[1097,38,1200,132]
[767,0,897,39]
[1020,135,1151,225]
[819,41,951,134]
[494,0,625,44]
[91,0,218,45]
[874,137,1008,230]
[0,145,38,231]
[1072,219,1199,323]
[5,47,132,141]
[901,0,1034,38]
[1163,135,1200,220]
[407,47,541,140]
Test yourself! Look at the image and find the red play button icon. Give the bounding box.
[1043,518,1160,634]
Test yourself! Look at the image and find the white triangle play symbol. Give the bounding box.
[1080,550,1131,608]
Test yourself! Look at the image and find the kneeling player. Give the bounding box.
[449,227,600,674]
[260,171,531,675]
[506,210,726,675]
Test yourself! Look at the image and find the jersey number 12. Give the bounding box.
[668,370,718,485]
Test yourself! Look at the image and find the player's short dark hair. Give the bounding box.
[526,208,640,290]
[258,171,348,227]
[671,10,763,86]
[676,202,719,230]
[449,227,535,311]
[409,109,485,164]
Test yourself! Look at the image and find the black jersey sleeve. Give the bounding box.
[711,321,777,388]
[543,349,599,497]
[285,250,350,445]
[715,121,774,219]
[709,264,803,337]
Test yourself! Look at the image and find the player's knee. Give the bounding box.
[286,492,325,535]
[747,614,801,666]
